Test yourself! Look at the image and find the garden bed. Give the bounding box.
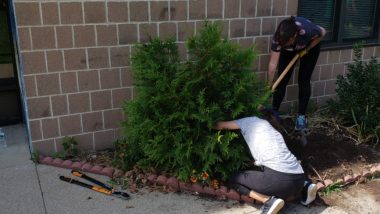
[65,116,380,185]
[282,117,380,183]
[38,114,380,202]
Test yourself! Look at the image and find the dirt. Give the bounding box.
[314,179,380,213]
[282,117,380,183]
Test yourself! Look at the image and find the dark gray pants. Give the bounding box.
[272,44,321,115]
[227,166,305,200]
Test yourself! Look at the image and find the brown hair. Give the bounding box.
[259,108,283,132]
[274,16,298,46]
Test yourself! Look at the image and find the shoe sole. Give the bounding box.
[267,199,285,214]
[301,184,318,206]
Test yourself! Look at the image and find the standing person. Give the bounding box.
[214,109,317,214]
[268,16,326,132]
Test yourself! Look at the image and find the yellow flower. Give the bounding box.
[210,179,219,189]
[217,131,222,143]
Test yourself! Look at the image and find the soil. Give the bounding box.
[282,117,380,182]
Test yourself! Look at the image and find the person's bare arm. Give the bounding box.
[214,121,240,130]
[268,51,280,84]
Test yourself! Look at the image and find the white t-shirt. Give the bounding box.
[234,117,304,174]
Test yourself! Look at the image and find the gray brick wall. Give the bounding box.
[13,0,380,154]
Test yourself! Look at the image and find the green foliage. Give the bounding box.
[322,183,343,196]
[108,178,129,190]
[52,152,65,159]
[31,137,79,160]
[113,139,131,170]
[60,136,79,158]
[328,43,380,144]
[117,22,271,181]
[30,151,40,163]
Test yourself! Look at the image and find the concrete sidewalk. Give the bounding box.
[1,124,377,214]
[0,124,46,214]
[0,124,259,214]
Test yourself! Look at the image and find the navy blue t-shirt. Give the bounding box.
[271,17,322,52]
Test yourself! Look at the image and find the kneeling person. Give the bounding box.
[214,109,317,214]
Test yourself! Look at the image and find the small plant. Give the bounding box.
[328,43,380,144]
[190,170,209,184]
[189,170,220,189]
[30,151,40,163]
[112,139,131,170]
[109,178,129,190]
[51,151,65,159]
[60,136,79,158]
[322,183,343,196]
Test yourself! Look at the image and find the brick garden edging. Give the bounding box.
[39,155,380,203]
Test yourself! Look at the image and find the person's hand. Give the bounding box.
[299,49,308,58]
[268,69,276,84]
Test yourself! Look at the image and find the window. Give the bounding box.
[298,0,380,49]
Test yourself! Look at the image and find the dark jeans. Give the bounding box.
[227,166,305,200]
[272,44,321,115]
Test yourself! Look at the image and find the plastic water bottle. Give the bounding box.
[0,128,6,148]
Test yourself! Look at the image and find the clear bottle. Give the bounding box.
[0,128,6,148]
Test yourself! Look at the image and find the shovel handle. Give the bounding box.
[271,54,300,92]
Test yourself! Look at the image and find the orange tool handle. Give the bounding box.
[71,169,112,191]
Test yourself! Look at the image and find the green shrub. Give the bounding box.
[116,22,271,181]
[60,136,79,158]
[329,43,380,144]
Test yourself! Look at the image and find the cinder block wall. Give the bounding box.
[13,0,380,155]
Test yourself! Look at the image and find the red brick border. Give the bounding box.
[38,155,380,203]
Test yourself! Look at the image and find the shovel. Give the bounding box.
[271,54,300,92]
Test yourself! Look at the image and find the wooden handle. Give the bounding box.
[271,54,300,92]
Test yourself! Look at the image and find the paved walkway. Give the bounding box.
[0,124,378,214]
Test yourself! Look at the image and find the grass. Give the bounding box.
[322,183,343,196]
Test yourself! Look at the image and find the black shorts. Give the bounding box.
[227,166,305,200]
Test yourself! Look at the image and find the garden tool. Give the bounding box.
[59,169,130,200]
[270,53,308,146]
[271,53,300,92]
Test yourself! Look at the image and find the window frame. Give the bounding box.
[298,0,380,51]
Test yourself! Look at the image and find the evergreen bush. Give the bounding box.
[328,44,380,144]
[116,22,271,181]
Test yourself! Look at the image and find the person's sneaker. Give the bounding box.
[261,196,285,214]
[301,182,318,206]
[295,115,308,131]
